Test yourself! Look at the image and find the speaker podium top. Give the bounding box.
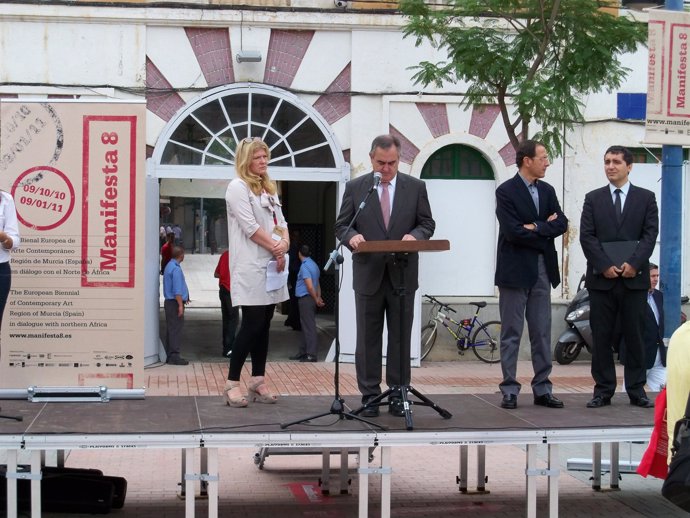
[354,239,450,254]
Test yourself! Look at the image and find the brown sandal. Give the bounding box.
[223,380,248,408]
[247,376,277,404]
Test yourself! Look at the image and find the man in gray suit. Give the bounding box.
[580,145,659,409]
[335,134,435,417]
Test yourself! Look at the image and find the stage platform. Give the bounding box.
[0,392,655,518]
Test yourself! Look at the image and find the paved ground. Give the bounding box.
[23,254,680,517]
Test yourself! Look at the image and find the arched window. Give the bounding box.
[421,144,494,180]
[153,83,345,181]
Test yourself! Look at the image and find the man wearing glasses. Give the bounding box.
[495,139,569,410]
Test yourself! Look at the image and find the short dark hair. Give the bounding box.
[299,244,311,257]
[369,134,401,156]
[515,140,545,168]
[604,145,633,165]
[649,263,659,271]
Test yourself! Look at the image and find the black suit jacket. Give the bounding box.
[643,289,666,368]
[335,171,435,296]
[580,184,659,291]
[494,173,568,289]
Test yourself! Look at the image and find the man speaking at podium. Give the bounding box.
[335,134,435,417]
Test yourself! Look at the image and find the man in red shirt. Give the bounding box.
[160,232,175,275]
[214,250,239,357]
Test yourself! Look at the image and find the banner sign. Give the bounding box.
[645,9,690,145]
[0,101,145,389]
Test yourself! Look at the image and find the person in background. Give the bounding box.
[644,264,666,392]
[291,245,325,362]
[172,224,183,246]
[495,140,568,410]
[335,134,435,417]
[160,232,175,275]
[223,137,289,408]
[214,250,239,358]
[0,190,20,329]
[163,246,190,366]
[580,145,658,409]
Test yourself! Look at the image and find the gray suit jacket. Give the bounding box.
[580,184,658,291]
[335,171,435,295]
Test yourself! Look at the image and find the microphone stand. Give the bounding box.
[0,407,23,422]
[281,175,385,430]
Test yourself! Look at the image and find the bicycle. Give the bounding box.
[420,294,501,363]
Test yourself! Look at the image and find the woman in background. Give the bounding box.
[0,190,20,329]
[223,138,289,408]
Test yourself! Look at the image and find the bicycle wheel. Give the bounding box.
[471,321,501,363]
[420,323,438,360]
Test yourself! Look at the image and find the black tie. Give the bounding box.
[614,189,622,222]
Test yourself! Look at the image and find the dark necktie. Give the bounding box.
[614,188,622,223]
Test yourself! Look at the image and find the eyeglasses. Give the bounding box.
[243,137,262,143]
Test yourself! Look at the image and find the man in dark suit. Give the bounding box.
[335,134,435,417]
[495,140,569,410]
[643,263,666,391]
[580,145,659,408]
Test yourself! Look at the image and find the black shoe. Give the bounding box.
[586,395,611,408]
[630,396,654,408]
[388,397,406,417]
[360,396,380,417]
[534,393,564,408]
[300,354,317,363]
[289,353,306,361]
[167,356,189,366]
[501,394,517,409]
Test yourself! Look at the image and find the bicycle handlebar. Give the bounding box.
[422,294,456,313]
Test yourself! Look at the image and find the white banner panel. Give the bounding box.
[0,100,146,389]
[645,9,690,145]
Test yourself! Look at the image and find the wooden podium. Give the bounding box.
[351,239,451,430]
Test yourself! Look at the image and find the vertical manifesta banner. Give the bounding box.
[0,100,145,389]
[646,9,690,145]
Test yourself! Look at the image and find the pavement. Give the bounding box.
[27,254,683,517]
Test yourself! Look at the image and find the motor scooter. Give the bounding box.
[555,276,592,365]
[555,277,689,365]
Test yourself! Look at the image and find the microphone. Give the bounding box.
[373,172,382,188]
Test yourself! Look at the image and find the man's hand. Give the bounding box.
[349,234,365,250]
[603,266,621,279]
[402,234,416,241]
[523,223,537,231]
[276,255,286,272]
[620,262,637,278]
[547,213,558,222]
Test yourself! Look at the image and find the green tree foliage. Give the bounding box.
[401,0,647,156]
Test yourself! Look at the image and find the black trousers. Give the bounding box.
[589,280,647,399]
[227,304,275,381]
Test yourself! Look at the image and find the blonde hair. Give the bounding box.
[235,138,276,196]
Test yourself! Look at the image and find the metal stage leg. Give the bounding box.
[381,447,392,518]
[458,445,468,492]
[610,442,620,490]
[526,445,537,518]
[185,448,195,518]
[358,446,369,518]
[592,443,602,490]
[6,449,17,518]
[320,449,330,495]
[548,444,559,518]
[31,450,41,518]
[206,448,219,518]
[340,449,350,494]
[477,445,487,492]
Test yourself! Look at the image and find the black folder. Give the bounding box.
[594,240,639,273]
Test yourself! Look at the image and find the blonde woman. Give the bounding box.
[223,138,289,407]
[0,190,20,329]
